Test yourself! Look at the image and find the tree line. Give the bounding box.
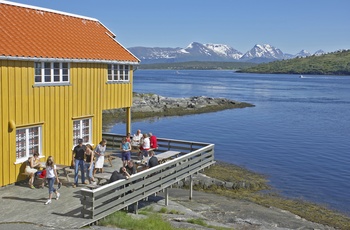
[239,50,350,75]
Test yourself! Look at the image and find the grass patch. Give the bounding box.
[187,218,232,230]
[200,162,350,230]
[99,211,187,230]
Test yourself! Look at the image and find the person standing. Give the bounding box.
[131,129,142,151]
[94,139,107,175]
[84,144,95,184]
[72,138,86,188]
[120,138,131,166]
[125,133,132,143]
[139,133,150,159]
[44,156,60,205]
[149,132,158,150]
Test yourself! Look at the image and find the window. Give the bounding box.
[107,64,129,82]
[35,62,69,84]
[73,118,92,145]
[16,126,42,162]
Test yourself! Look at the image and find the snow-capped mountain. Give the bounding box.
[241,44,284,61]
[128,42,324,64]
[313,49,325,56]
[295,49,311,57]
[128,42,243,64]
[203,43,243,59]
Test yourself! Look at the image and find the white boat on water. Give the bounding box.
[299,75,304,78]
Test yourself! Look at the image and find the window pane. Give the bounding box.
[44,67,51,82]
[35,75,42,83]
[35,62,42,82]
[119,66,124,80]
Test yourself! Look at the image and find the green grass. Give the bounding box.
[99,211,187,230]
[187,218,232,230]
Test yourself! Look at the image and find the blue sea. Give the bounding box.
[110,70,350,215]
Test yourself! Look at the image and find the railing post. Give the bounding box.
[189,175,193,200]
[165,187,169,206]
[134,201,138,214]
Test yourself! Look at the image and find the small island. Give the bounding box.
[103,93,254,128]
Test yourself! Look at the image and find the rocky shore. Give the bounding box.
[103,93,254,127]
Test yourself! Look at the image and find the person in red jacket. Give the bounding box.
[149,132,158,150]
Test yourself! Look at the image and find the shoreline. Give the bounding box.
[103,92,254,129]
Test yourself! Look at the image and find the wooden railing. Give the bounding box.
[80,133,215,219]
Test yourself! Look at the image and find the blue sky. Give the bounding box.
[8,0,350,54]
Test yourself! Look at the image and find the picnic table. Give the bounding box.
[156,151,180,163]
[134,151,181,171]
[94,172,112,184]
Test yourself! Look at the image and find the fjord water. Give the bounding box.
[110,70,350,215]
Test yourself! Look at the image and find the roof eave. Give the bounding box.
[0,56,140,65]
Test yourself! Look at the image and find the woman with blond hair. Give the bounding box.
[85,144,95,184]
[44,156,60,205]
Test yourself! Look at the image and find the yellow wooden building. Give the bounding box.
[0,1,140,187]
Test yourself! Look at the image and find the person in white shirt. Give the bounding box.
[139,133,150,159]
[132,129,143,148]
[45,156,60,205]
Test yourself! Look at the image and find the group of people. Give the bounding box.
[120,129,158,165]
[72,138,107,188]
[120,129,158,166]
[24,131,158,204]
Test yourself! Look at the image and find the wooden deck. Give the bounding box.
[0,151,123,229]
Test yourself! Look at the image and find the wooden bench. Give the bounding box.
[63,167,75,182]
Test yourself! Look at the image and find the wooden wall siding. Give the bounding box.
[0,61,133,187]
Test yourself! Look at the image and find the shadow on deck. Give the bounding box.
[0,152,124,229]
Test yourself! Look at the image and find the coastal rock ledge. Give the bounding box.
[104,93,254,121]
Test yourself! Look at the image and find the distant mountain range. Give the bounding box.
[128,42,326,64]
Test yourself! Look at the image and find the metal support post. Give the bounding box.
[165,187,169,206]
[189,175,193,200]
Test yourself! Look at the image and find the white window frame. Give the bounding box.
[73,118,92,146]
[107,64,129,82]
[15,126,42,164]
[34,62,70,85]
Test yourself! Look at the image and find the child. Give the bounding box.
[45,156,60,205]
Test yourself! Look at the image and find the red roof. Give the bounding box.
[0,1,139,63]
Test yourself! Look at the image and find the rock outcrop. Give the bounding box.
[103,93,254,126]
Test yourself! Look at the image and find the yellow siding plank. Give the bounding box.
[26,62,34,124]
[0,61,7,186]
[19,62,29,124]
[8,61,16,184]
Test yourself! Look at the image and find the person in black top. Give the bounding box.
[125,160,137,175]
[147,151,159,168]
[109,167,131,183]
[72,138,86,188]
[84,144,95,184]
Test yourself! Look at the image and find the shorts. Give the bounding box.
[122,151,131,161]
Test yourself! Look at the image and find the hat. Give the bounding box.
[78,138,83,144]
